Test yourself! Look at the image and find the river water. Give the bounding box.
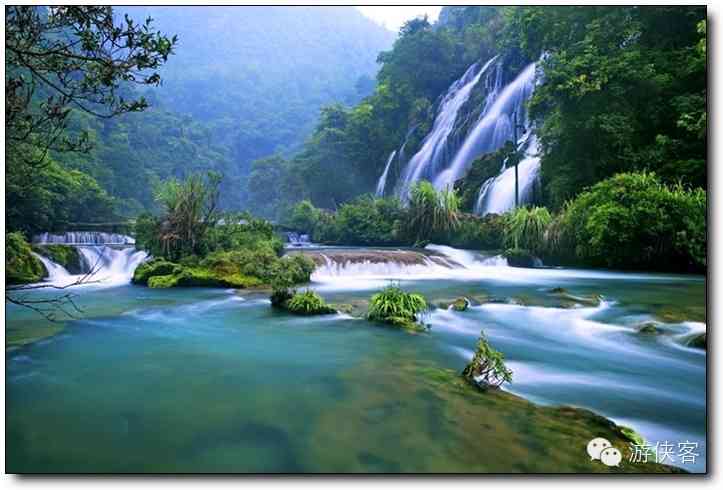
[6,246,706,473]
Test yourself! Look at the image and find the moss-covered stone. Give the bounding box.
[637,322,663,335]
[132,258,266,289]
[31,244,82,274]
[548,288,603,307]
[504,248,538,268]
[687,332,706,350]
[132,259,181,285]
[451,297,470,311]
[6,232,45,284]
[148,274,180,288]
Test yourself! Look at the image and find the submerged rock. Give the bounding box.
[687,333,706,350]
[503,248,540,268]
[548,288,603,307]
[451,297,471,311]
[637,323,663,335]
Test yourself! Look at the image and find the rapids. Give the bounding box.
[6,244,706,472]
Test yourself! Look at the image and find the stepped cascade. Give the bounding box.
[31,232,147,286]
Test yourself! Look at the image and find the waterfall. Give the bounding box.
[33,231,135,246]
[32,253,73,285]
[77,246,148,286]
[433,62,538,191]
[375,150,397,197]
[476,135,541,215]
[398,56,498,197]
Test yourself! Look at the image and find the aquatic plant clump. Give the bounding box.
[462,333,513,389]
[367,285,429,330]
[284,290,336,315]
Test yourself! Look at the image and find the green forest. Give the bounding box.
[6,5,707,275]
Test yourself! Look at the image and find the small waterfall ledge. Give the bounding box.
[31,232,148,287]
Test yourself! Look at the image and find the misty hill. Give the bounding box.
[126,7,395,193]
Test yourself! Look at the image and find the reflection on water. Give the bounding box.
[6,257,706,473]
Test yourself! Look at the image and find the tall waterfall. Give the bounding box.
[393,56,541,214]
[375,150,397,197]
[433,62,537,191]
[475,134,541,215]
[398,56,498,196]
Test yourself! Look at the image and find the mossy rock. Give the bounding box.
[407,367,685,473]
[504,248,538,268]
[451,297,470,311]
[148,274,179,288]
[6,232,45,284]
[549,288,603,307]
[384,316,429,332]
[31,244,82,274]
[637,322,663,335]
[654,305,706,324]
[687,332,706,350]
[132,259,181,285]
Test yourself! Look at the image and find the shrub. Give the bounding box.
[447,213,505,250]
[462,333,513,389]
[503,206,552,256]
[6,232,45,285]
[551,172,706,271]
[368,284,428,328]
[335,195,404,246]
[285,290,336,315]
[288,200,321,233]
[132,259,181,285]
[405,181,460,242]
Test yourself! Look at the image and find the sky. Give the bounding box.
[356,6,442,32]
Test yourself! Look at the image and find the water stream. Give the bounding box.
[7,245,706,472]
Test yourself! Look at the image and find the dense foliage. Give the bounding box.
[504,207,552,256]
[505,6,706,208]
[547,172,706,271]
[5,6,175,234]
[5,233,45,285]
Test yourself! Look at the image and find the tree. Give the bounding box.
[5,6,176,165]
[5,6,176,316]
[153,172,222,260]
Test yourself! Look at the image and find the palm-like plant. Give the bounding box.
[504,206,552,255]
[154,172,221,259]
[406,181,460,241]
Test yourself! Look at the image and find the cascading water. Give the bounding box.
[32,253,73,285]
[77,246,148,285]
[398,56,498,197]
[433,62,538,191]
[393,56,541,214]
[31,232,148,287]
[476,134,541,215]
[375,150,397,197]
[34,231,135,246]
